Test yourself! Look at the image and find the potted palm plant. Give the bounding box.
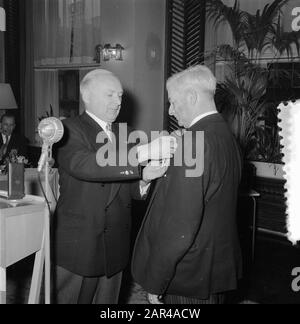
[205,0,300,178]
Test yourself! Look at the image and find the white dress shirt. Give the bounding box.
[1,134,11,145]
[86,110,112,141]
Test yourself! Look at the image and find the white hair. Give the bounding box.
[80,69,116,102]
[166,65,216,98]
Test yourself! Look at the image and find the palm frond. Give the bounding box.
[206,0,248,47]
[242,0,289,56]
[208,0,292,159]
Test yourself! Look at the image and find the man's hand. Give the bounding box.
[147,293,163,304]
[137,136,177,163]
[142,160,170,184]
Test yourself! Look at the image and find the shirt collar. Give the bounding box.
[86,110,109,131]
[2,134,11,143]
[189,111,218,128]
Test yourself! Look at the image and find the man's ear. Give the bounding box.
[186,88,197,106]
[82,90,90,104]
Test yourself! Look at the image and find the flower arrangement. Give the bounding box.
[0,149,30,174]
[6,149,29,164]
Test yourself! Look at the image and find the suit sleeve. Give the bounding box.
[57,120,141,182]
[144,139,208,294]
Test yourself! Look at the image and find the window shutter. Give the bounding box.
[165,0,206,132]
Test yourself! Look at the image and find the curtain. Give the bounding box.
[20,0,35,143]
[34,70,59,143]
[33,0,101,66]
[79,68,94,113]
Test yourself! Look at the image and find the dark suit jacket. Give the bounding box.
[0,132,28,163]
[53,113,142,277]
[132,113,243,299]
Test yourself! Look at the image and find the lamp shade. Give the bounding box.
[0,84,18,109]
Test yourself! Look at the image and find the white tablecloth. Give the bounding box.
[0,168,59,213]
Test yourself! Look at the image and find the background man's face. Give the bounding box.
[87,76,123,123]
[1,116,16,136]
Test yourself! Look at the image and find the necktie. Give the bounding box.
[106,123,113,142]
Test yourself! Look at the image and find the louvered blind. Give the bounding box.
[165,0,206,132]
[4,0,20,105]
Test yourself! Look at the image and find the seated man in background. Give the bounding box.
[0,113,28,164]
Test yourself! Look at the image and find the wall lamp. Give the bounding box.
[94,44,124,63]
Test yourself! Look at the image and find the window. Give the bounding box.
[267,63,300,102]
[165,0,206,132]
[59,70,79,118]
[33,0,101,67]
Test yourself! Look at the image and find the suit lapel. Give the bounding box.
[106,123,121,208]
[80,113,121,207]
[79,112,105,151]
[6,133,14,154]
[144,176,165,214]
[143,116,219,214]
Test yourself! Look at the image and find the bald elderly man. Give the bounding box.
[53,69,176,304]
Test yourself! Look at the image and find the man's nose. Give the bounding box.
[114,96,122,106]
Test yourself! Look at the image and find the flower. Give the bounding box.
[0,149,30,174]
[6,149,29,165]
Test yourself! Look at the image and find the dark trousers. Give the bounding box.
[53,265,123,304]
[164,293,225,304]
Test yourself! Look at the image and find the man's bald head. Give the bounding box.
[80,69,124,123]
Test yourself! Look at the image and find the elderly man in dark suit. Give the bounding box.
[132,65,243,304]
[53,69,176,304]
[0,113,28,164]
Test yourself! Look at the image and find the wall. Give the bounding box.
[100,0,166,135]
[0,0,4,82]
[134,0,166,135]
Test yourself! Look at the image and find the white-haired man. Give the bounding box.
[132,65,243,304]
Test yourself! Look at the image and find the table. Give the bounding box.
[0,168,59,304]
[0,168,59,213]
[0,194,47,304]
